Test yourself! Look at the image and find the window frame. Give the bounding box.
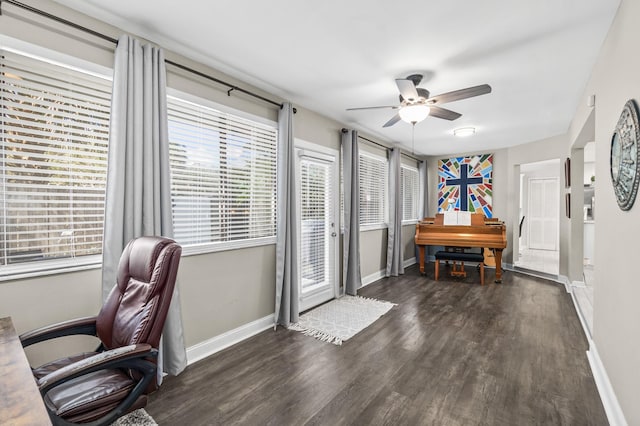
[401,164,420,225]
[0,44,112,282]
[358,150,389,231]
[166,89,278,257]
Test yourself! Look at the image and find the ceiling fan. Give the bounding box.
[347,74,492,127]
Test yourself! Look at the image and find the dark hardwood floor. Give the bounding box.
[147,265,607,425]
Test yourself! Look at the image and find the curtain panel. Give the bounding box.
[274,103,299,327]
[102,34,187,378]
[341,130,362,295]
[386,148,404,277]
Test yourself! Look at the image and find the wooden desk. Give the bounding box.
[0,317,51,425]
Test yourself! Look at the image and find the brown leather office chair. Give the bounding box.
[20,236,182,426]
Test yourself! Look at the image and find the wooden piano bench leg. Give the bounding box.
[435,260,439,281]
[480,263,485,285]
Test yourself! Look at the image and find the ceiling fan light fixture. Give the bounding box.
[399,104,430,124]
[453,127,476,137]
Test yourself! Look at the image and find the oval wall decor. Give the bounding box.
[610,99,640,211]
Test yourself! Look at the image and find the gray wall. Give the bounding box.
[567,0,639,422]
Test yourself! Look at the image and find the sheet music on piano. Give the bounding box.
[443,211,472,225]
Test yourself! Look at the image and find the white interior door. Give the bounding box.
[528,177,559,250]
[296,140,339,311]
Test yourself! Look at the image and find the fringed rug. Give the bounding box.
[111,409,157,425]
[289,295,396,345]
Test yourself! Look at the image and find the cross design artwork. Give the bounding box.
[438,154,493,217]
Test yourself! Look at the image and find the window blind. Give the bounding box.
[0,51,111,268]
[299,157,332,290]
[358,152,388,227]
[401,165,419,222]
[167,96,277,247]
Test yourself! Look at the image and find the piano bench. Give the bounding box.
[434,250,485,285]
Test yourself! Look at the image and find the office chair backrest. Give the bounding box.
[96,236,182,351]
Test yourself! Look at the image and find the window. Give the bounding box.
[358,151,388,228]
[167,95,277,250]
[401,164,420,223]
[0,50,111,274]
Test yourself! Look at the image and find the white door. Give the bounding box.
[528,177,559,250]
[296,141,339,311]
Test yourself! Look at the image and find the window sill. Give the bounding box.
[0,237,277,283]
[181,236,277,257]
[402,220,419,226]
[360,223,389,232]
[0,256,102,283]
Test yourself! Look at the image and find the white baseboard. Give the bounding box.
[568,283,592,341]
[587,342,628,426]
[361,268,386,288]
[572,280,586,288]
[361,258,416,288]
[559,274,571,293]
[186,314,273,365]
[567,282,626,425]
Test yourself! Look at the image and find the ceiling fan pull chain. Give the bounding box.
[412,123,416,155]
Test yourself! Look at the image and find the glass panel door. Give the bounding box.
[296,142,338,311]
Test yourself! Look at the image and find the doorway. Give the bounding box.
[295,140,339,311]
[575,141,596,335]
[515,160,560,275]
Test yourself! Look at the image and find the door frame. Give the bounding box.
[294,139,340,311]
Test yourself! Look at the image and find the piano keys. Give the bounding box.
[415,213,507,283]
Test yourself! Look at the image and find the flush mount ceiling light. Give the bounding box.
[453,127,476,137]
[399,104,430,124]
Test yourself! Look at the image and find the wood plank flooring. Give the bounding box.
[146,265,607,425]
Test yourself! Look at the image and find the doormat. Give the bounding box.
[289,295,396,345]
[111,408,157,425]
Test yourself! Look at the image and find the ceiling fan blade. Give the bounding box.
[428,84,492,105]
[346,105,398,111]
[383,113,402,128]
[395,79,420,102]
[429,106,462,121]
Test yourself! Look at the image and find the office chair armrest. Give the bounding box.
[20,316,98,348]
[37,343,157,394]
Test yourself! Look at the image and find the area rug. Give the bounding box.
[289,295,396,345]
[111,409,157,425]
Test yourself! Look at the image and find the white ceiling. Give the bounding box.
[53,0,620,156]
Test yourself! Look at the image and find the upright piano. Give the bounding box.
[415,213,507,282]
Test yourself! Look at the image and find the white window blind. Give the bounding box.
[401,164,419,222]
[167,96,277,247]
[0,51,111,269]
[300,157,332,290]
[359,152,388,227]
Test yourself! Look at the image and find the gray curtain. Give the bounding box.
[274,103,299,327]
[416,159,428,261]
[342,130,362,295]
[102,35,187,378]
[386,148,404,277]
[418,159,428,219]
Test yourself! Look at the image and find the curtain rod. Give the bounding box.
[1,0,285,110]
[341,128,420,161]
